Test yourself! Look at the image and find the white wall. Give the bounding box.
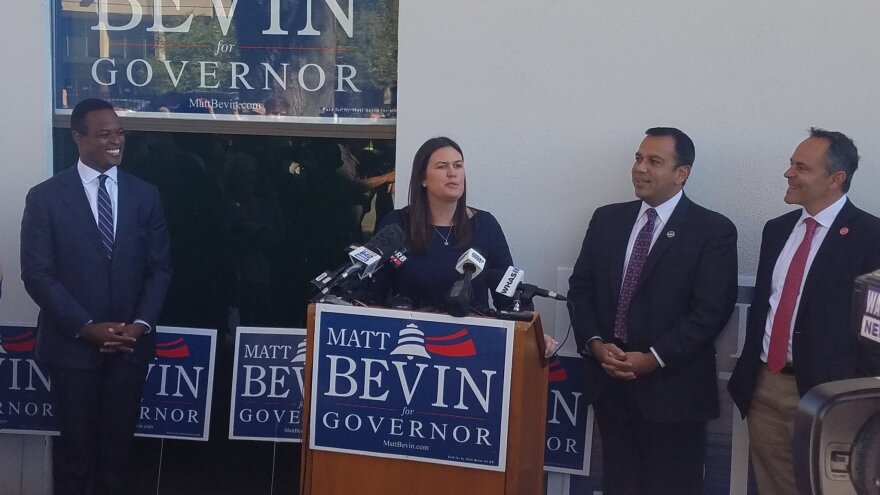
[396,0,880,334]
[0,1,55,492]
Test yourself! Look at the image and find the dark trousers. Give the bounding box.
[594,380,707,495]
[49,356,148,495]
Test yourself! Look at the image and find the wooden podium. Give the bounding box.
[300,304,549,495]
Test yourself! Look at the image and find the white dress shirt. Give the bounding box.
[621,190,683,367]
[77,161,118,236]
[760,194,848,363]
[622,190,683,278]
[76,161,151,332]
[587,190,684,365]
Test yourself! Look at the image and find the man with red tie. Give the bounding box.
[729,128,880,495]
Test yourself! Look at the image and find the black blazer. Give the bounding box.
[728,200,880,417]
[568,194,738,423]
[21,166,172,369]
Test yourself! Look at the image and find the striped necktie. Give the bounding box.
[97,174,114,259]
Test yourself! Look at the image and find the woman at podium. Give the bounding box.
[365,136,516,314]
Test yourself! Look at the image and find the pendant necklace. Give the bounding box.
[433,226,452,246]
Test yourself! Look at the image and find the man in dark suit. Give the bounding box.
[21,98,172,495]
[568,127,738,495]
[728,128,880,495]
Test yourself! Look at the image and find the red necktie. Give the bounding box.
[767,217,818,373]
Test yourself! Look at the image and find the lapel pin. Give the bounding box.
[840,227,849,235]
[666,231,676,238]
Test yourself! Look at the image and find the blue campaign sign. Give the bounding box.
[0,325,58,435]
[229,327,307,442]
[135,327,217,441]
[310,305,515,471]
[544,354,593,475]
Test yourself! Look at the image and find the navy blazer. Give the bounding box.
[21,166,172,369]
[728,200,880,417]
[568,194,738,423]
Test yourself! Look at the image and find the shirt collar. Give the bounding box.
[799,194,847,229]
[639,189,683,225]
[77,160,118,185]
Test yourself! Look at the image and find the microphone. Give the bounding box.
[445,249,487,317]
[311,223,406,295]
[493,266,567,302]
[455,248,486,278]
[495,266,525,298]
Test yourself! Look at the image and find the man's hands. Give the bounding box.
[589,340,659,380]
[80,322,147,353]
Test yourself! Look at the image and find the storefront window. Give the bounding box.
[53,0,398,124]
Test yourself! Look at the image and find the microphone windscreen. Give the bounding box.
[365,223,405,256]
[455,248,486,277]
[494,266,525,297]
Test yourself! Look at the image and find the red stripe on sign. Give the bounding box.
[426,340,476,357]
[424,329,469,342]
[548,368,568,382]
[4,331,35,342]
[156,344,190,358]
[2,341,36,352]
[156,337,185,348]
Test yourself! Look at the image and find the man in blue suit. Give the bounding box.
[728,128,880,495]
[568,128,738,495]
[21,98,172,495]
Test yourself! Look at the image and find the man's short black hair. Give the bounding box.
[810,127,859,193]
[70,98,115,135]
[645,127,695,167]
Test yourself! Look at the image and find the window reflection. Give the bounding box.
[52,128,395,494]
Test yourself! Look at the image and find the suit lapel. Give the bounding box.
[611,201,642,296]
[801,199,857,295]
[114,171,136,264]
[638,195,690,283]
[59,167,107,261]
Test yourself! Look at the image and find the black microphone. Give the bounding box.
[311,223,405,295]
[520,283,567,302]
[445,249,487,317]
[388,294,414,310]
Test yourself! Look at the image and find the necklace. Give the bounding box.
[433,226,453,246]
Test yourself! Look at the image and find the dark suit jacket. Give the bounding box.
[21,166,172,369]
[728,200,880,417]
[568,194,738,423]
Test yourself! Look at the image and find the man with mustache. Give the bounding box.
[568,127,738,495]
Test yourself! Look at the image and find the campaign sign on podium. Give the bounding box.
[310,305,515,471]
[229,327,307,442]
[134,327,217,441]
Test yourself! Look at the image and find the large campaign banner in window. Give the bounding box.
[309,305,515,471]
[0,325,216,441]
[229,327,307,442]
[52,0,398,123]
